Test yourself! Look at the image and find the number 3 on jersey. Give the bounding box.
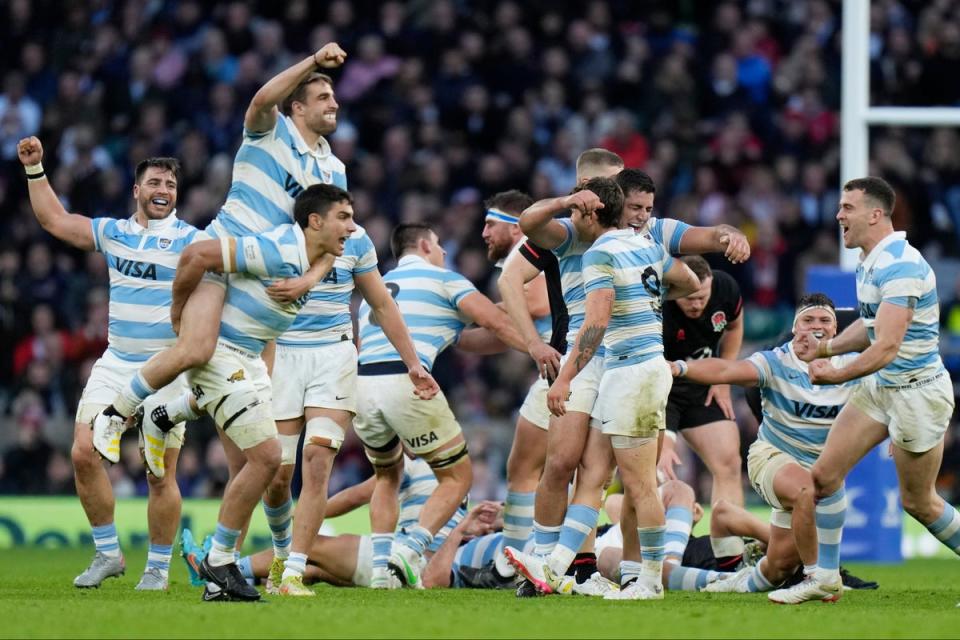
[368,282,400,326]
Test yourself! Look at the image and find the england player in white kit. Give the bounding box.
[91,43,358,448]
[18,138,194,591]
[790,177,958,604]
[164,184,358,602]
[354,223,525,589]
[669,294,860,599]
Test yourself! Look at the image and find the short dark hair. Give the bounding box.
[843,176,895,217]
[575,176,624,229]
[576,148,624,175]
[391,223,434,259]
[135,157,180,185]
[484,189,534,216]
[293,184,352,228]
[681,256,712,281]
[281,72,334,116]
[797,292,836,311]
[615,168,656,197]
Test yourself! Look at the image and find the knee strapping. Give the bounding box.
[211,393,269,430]
[304,417,345,451]
[279,434,300,465]
[364,435,403,467]
[426,440,469,469]
[610,434,657,450]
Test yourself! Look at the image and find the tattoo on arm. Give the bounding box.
[574,325,605,372]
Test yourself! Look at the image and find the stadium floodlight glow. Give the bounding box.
[840,0,960,271]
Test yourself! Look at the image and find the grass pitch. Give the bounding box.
[2,549,957,638]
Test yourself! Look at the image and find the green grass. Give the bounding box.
[2,549,958,639]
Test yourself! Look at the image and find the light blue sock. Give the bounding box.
[400,525,433,557]
[146,543,172,577]
[92,523,120,558]
[503,491,536,552]
[263,499,292,560]
[548,504,599,576]
[619,559,642,586]
[925,500,960,556]
[666,565,721,591]
[114,372,156,417]
[639,525,666,581]
[283,552,308,578]
[237,555,254,580]
[664,506,693,563]
[208,522,241,567]
[533,521,561,557]
[372,533,393,571]
[815,487,846,573]
[745,564,773,592]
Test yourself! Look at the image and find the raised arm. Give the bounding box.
[677,224,750,264]
[355,269,440,400]
[518,190,602,249]
[17,137,95,251]
[244,43,347,134]
[672,357,761,387]
[457,291,527,352]
[498,247,561,379]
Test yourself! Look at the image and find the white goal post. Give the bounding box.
[840,0,960,270]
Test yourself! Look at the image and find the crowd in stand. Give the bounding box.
[1,0,959,501]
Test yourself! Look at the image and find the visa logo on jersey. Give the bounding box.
[113,257,157,280]
[792,402,841,419]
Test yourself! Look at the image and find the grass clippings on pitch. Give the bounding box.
[1,549,957,638]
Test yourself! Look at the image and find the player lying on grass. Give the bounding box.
[667,293,864,602]
[181,457,479,588]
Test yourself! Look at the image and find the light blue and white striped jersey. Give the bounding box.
[208,115,347,237]
[748,342,858,467]
[855,231,944,385]
[219,224,311,355]
[396,457,464,554]
[277,225,378,347]
[501,238,551,342]
[357,255,477,370]
[582,229,673,369]
[450,532,534,587]
[636,216,691,254]
[91,213,199,362]
[551,218,593,353]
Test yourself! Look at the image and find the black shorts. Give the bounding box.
[681,535,718,570]
[666,381,728,431]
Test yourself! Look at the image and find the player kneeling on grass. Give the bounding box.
[670,293,860,603]
[354,223,527,589]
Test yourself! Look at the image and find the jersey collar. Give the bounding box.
[859,230,905,271]
[284,114,332,161]
[398,254,428,266]
[130,210,179,232]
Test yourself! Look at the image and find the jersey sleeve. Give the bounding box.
[90,218,109,254]
[446,271,479,308]
[746,350,773,388]
[353,233,378,274]
[715,271,744,320]
[551,218,576,258]
[877,262,926,307]
[582,247,615,294]
[241,112,282,141]
[652,218,691,254]
[518,240,558,272]
[234,234,293,279]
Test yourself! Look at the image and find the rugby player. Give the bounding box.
[167,184,357,601]
[353,223,526,588]
[18,137,194,591]
[788,177,957,603]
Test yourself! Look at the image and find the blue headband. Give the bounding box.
[485,208,519,225]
